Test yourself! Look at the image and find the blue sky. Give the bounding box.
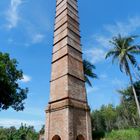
[0,0,140,131]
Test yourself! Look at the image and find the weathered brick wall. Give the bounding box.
[45,106,92,140]
[45,0,92,139]
[45,108,69,140]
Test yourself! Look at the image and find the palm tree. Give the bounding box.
[105,34,140,117]
[83,59,97,87]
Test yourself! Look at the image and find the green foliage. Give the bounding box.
[0,52,28,111]
[105,34,140,75]
[91,104,118,132]
[91,101,140,133]
[0,125,39,140]
[118,81,140,126]
[83,59,97,87]
[105,129,140,140]
[91,81,140,140]
[119,81,140,104]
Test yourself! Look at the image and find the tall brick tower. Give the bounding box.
[45,0,92,140]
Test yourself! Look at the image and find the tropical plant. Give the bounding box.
[83,59,97,86]
[105,34,140,117]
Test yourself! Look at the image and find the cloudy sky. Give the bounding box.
[0,0,140,131]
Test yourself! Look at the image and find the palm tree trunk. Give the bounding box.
[128,71,140,118]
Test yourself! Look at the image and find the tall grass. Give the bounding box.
[105,129,140,140]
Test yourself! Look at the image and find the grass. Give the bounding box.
[105,128,140,140]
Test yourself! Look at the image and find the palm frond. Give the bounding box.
[83,60,95,70]
[111,52,119,63]
[83,59,97,87]
[105,50,116,59]
[125,35,139,44]
[127,54,137,67]
[123,57,130,75]
[107,34,139,76]
[128,45,139,50]
[119,57,125,73]
[84,76,92,87]
[128,45,140,54]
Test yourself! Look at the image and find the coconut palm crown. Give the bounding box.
[106,34,140,74]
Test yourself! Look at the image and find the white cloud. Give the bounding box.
[112,78,126,88]
[32,33,45,44]
[8,38,14,44]
[22,107,43,116]
[105,16,140,36]
[99,74,108,79]
[21,74,31,83]
[84,48,106,64]
[87,86,99,94]
[6,0,23,29]
[95,35,111,48]
[92,16,140,50]
[83,17,140,64]
[0,119,43,130]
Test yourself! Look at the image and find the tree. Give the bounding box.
[91,104,118,132]
[105,34,140,117]
[118,81,140,126]
[83,59,97,87]
[119,81,140,104]
[0,52,28,111]
[101,104,117,131]
[0,125,39,140]
[18,124,38,140]
[91,109,106,131]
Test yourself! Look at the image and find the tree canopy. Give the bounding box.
[0,124,38,140]
[0,52,28,111]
